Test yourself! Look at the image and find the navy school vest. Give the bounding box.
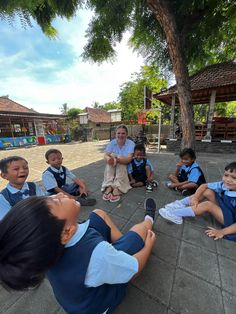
[178,164,206,186]
[45,166,67,191]
[1,182,37,207]
[217,191,236,241]
[131,159,147,183]
[47,227,126,314]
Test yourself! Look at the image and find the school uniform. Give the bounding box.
[0,182,45,220]
[208,181,236,241]
[47,212,144,314]
[128,158,154,183]
[178,162,206,186]
[42,165,79,195]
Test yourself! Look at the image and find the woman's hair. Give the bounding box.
[115,124,128,134]
[0,196,66,290]
[0,156,27,174]
[179,148,196,160]
[225,162,236,172]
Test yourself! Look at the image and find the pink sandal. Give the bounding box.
[109,193,120,202]
[102,193,111,201]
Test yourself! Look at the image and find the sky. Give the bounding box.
[0,9,146,114]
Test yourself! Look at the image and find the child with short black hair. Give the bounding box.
[159,162,236,241]
[42,148,96,206]
[167,148,206,196]
[0,195,156,313]
[128,144,158,192]
[0,156,44,220]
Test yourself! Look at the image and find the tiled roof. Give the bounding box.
[86,107,111,123]
[154,61,236,105]
[0,96,37,113]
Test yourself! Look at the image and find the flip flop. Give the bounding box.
[102,193,111,201]
[109,193,120,203]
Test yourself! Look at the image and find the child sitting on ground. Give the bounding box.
[159,162,236,241]
[42,148,96,206]
[167,148,206,196]
[0,156,44,220]
[128,144,158,192]
[0,195,156,314]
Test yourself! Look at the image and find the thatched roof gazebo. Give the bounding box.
[153,61,236,140]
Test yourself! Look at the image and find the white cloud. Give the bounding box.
[0,9,144,114]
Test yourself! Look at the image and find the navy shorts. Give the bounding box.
[88,211,145,255]
[216,194,236,242]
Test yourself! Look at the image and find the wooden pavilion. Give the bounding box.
[153,61,236,143]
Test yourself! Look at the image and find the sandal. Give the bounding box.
[109,193,120,203]
[102,193,111,201]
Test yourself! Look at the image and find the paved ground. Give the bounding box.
[0,142,236,314]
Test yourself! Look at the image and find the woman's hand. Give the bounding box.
[107,156,116,166]
[205,227,224,240]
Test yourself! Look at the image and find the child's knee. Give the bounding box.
[93,209,106,219]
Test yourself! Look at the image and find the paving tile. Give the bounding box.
[184,213,213,228]
[170,269,224,314]
[182,223,217,253]
[152,232,180,266]
[110,199,138,220]
[154,216,183,239]
[178,242,220,286]
[108,213,128,231]
[219,255,236,296]
[222,291,236,314]
[2,280,63,314]
[134,255,174,306]
[114,285,167,314]
[216,238,236,261]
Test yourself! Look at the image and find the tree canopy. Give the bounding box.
[118,65,167,122]
[82,1,236,72]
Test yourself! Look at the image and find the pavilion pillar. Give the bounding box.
[204,90,216,140]
[169,95,175,138]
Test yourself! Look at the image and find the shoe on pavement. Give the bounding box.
[182,189,195,196]
[144,198,156,220]
[152,180,159,188]
[159,207,183,224]
[77,196,97,206]
[146,182,153,192]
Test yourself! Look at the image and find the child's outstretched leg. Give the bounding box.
[159,200,224,225]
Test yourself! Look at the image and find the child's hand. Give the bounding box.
[145,230,156,247]
[79,187,88,196]
[176,162,183,168]
[205,227,224,240]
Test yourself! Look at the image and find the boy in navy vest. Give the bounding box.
[159,162,236,241]
[42,149,96,206]
[128,144,158,192]
[166,148,206,196]
[0,195,157,314]
[0,156,44,220]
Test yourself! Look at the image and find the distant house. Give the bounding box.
[0,96,69,148]
[78,107,122,140]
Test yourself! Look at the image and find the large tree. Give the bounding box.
[2,1,235,147]
[82,0,235,148]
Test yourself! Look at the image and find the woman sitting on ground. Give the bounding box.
[102,125,135,202]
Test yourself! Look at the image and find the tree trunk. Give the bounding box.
[147,0,195,149]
